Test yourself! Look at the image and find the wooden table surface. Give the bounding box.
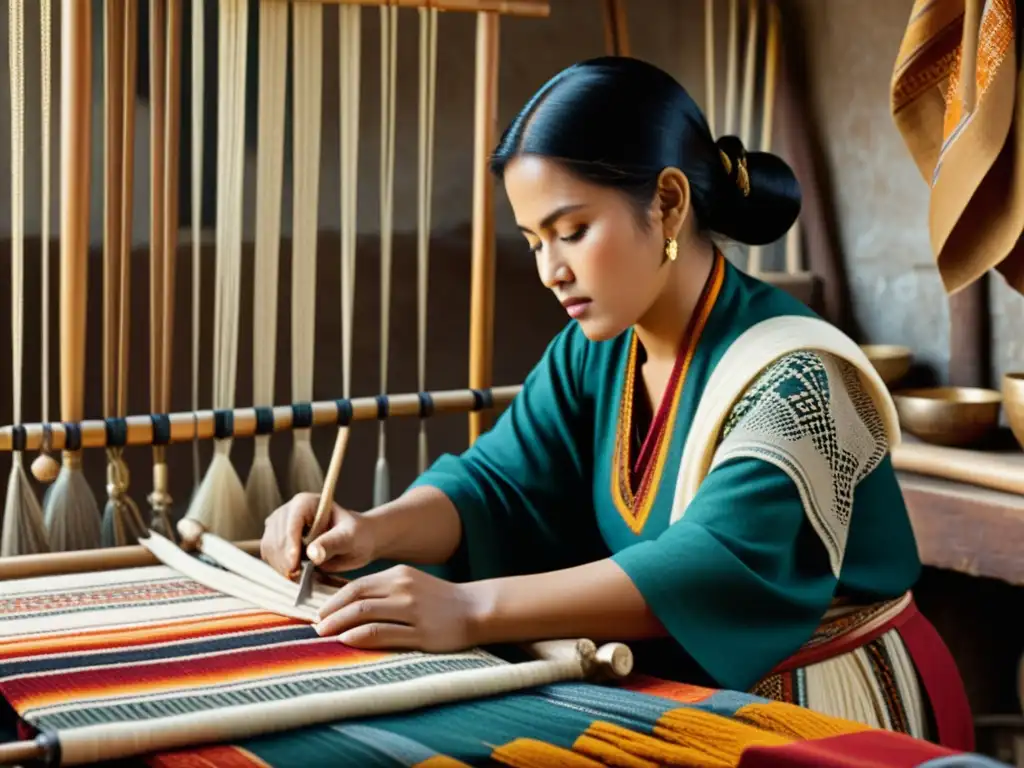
[899,472,1024,587]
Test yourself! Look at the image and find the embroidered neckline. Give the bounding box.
[610,249,726,534]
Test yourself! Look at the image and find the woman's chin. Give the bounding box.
[575,315,628,343]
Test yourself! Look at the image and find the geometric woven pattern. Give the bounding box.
[716,351,889,575]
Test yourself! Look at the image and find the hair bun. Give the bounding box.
[708,134,802,247]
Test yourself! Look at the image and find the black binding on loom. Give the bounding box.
[151,414,172,445]
[63,422,82,452]
[254,407,275,435]
[11,425,25,452]
[104,418,128,448]
[335,399,353,426]
[213,410,234,440]
[375,395,389,420]
[36,731,61,767]
[417,392,434,418]
[292,403,313,429]
[470,388,493,411]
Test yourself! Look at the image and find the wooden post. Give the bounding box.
[61,0,92,434]
[948,275,991,388]
[468,12,499,444]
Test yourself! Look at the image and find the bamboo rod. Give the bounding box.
[285,0,549,17]
[468,12,500,444]
[59,0,91,438]
[0,385,522,453]
[0,539,261,581]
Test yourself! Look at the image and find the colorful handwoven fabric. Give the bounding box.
[891,0,1024,294]
[0,564,1005,767]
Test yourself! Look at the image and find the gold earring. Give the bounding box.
[665,238,678,262]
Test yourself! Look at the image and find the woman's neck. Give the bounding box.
[633,237,716,364]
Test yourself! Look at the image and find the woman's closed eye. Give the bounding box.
[560,224,589,244]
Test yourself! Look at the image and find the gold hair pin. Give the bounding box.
[719,149,751,198]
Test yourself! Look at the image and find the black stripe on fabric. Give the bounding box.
[292,403,313,429]
[151,414,171,445]
[0,626,317,678]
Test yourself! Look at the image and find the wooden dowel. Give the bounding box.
[308,428,350,542]
[287,0,549,17]
[0,540,261,581]
[0,385,522,452]
[60,0,91,432]
[0,739,44,766]
[468,12,500,444]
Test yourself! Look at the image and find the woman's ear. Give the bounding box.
[655,167,691,240]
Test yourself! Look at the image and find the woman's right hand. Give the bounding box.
[261,492,378,578]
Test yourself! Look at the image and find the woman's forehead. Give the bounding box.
[504,156,615,225]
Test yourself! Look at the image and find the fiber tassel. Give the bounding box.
[373,423,390,507]
[147,459,176,542]
[44,455,101,551]
[101,450,148,547]
[246,436,282,523]
[418,421,429,475]
[1,457,49,556]
[288,430,324,497]
[178,443,261,541]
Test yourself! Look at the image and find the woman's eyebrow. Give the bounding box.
[517,203,587,235]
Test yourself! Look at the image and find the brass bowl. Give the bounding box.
[893,386,1002,447]
[860,344,912,387]
[1002,372,1024,450]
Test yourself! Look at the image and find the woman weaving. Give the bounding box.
[262,57,972,750]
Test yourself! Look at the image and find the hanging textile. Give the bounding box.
[891,0,1024,295]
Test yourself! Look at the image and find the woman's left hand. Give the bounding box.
[314,565,486,652]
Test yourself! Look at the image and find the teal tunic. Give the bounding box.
[410,257,921,693]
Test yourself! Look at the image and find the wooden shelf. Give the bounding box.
[899,472,1024,587]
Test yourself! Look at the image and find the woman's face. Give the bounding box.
[502,154,669,342]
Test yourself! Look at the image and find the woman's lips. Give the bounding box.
[561,297,592,318]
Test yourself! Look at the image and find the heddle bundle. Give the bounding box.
[0,0,547,560]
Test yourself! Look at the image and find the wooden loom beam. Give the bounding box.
[284,0,550,17]
[0,385,522,453]
[468,11,500,444]
[0,539,263,581]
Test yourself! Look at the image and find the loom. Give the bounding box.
[0,0,634,762]
[0,2,1002,767]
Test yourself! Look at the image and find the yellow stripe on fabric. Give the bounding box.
[576,723,702,767]
[413,756,475,768]
[734,701,871,741]
[650,707,793,765]
[491,738,607,768]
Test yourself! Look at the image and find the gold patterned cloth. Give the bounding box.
[891,0,1024,295]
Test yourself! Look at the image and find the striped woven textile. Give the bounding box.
[890,0,1024,294]
[0,565,1005,767]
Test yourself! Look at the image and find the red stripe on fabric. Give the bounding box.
[736,730,958,768]
[617,673,717,703]
[146,745,270,768]
[897,604,975,752]
[3,641,393,710]
[0,612,300,661]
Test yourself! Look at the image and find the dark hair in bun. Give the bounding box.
[489,56,801,247]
